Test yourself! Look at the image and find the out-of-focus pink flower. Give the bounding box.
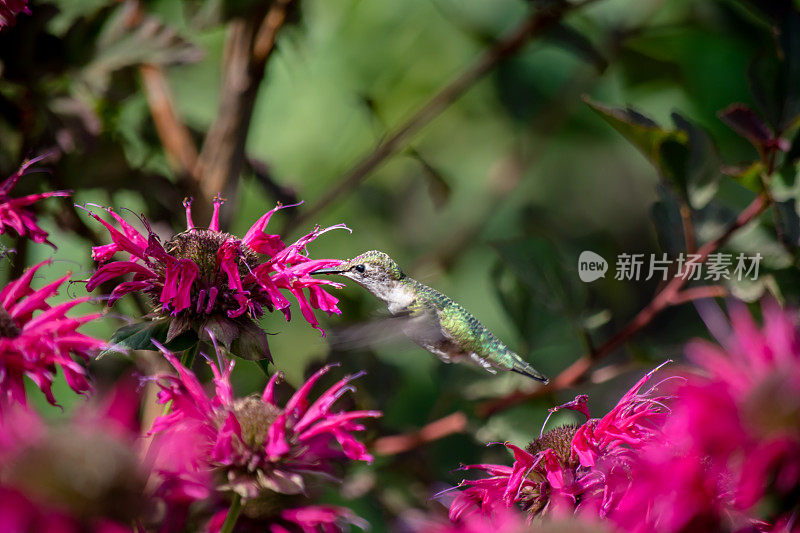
[446,364,669,522]
[205,504,368,533]
[0,259,105,407]
[404,505,613,533]
[149,343,381,500]
[0,0,30,30]
[611,300,800,532]
[82,196,347,358]
[0,155,70,247]
[0,381,201,532]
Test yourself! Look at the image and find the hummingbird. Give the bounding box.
[313,250,549,383]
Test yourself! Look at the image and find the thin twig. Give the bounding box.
[373,412,468,455]
[286,0,598,233]
[140,64,199,175]
[478,193,770,417]
[193,0,293,224]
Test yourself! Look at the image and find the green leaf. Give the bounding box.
[584,96,687,164]
[101,319,198,357]
[667,113,721,208]
[544,23,607,73]
[651,185,686,255]
[586,98,720,209]
[722,161,766,193]
[230,319,272,362]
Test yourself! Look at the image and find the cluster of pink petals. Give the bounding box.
[447,364,670,522]
[0,0,30,30]
[0,259,105,407]
[207,504,369,533]
[83,197,346,334]
[0,155,70,247]
[612,300,800,532]
[0,382,201,532]
[149,344,381,499]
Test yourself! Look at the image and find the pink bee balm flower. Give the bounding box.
[0,382,202,532]
[447,364,670,522]
[0,0,30,30]
[0,259,105,407]
[206,504,369,533]
[0,155,70,247]
[612,300,800,532]
[82,196,347,359]
[149,344,381,500]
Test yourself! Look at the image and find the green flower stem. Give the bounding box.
[161,342,199,416]
[220,493,243,533]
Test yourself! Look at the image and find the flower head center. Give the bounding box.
[0,306,21,338]
[164,230,260,283]
[526,424,580,464]
[230,396,282,449]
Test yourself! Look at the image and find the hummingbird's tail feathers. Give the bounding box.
[510,361,549,384]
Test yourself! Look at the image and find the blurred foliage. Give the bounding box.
[2,0,800,530]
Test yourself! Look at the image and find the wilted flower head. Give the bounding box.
[0,260,105,407]
[83,196,346,359]
[0,0,30,30]
[149,343,381,502]
[0,155,70,247]
[612,300,800,532]
[446,364,669,522]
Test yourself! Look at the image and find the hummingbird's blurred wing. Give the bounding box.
[327,311,446,352]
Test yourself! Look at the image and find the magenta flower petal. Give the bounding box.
[84,198,348,341]
[149,346,380,499]
[0,261,105,407]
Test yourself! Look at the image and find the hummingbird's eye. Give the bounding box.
[354,264,366,273]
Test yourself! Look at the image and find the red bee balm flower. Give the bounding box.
[0,156,70,247]
[0,260,104,407]
[0,0,30,30]
[447,364,669,522]
[149,345,381,500]
[83,196,346,359]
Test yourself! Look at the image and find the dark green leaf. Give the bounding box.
[584,96,687,164]
[670,113,721,208]
[775,199,800,249]
[101,319,198,357]
[231,319,272,362]
[651,185,686,255]
[544,23,607,73]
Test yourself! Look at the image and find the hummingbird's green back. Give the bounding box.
[404,277,547,381]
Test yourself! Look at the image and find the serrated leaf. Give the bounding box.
[101,319,198,357]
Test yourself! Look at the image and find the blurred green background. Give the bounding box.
[2,0,799,529]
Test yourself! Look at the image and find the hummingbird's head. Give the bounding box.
[313,250,405,289]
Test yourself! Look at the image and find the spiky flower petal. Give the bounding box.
[149,343,381,500]
[0,155,70,247]
[447,364,669,521]
[0,260,104,407]
[83,197,347,358]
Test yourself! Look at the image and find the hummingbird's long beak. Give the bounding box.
[312,266,346,275]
